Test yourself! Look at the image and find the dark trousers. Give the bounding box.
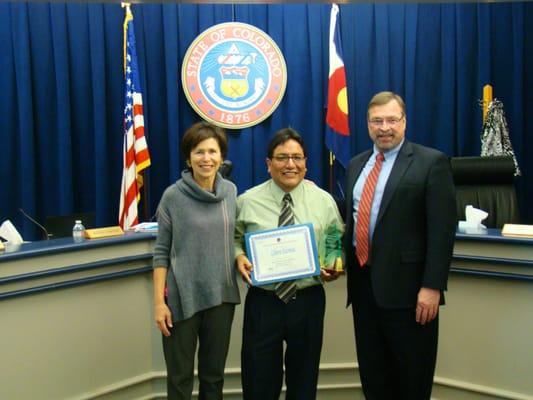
[349,268,438,400]
[162,303,235,400]
[241,285,325,400]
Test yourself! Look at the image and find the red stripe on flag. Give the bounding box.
[135,148,150,164]
[134,126,145,139]
[133,104,143,115]
[125,144,136,165]
[125,179,139,207]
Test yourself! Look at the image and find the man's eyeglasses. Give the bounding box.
[368,114,404,127]
[271,155,307,164]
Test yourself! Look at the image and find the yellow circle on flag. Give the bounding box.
[337,87,348,115]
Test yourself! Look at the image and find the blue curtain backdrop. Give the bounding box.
[0,2,532,240]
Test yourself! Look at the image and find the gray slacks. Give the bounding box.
[162,303,235,400]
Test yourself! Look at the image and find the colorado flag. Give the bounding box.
[325,4,350,167]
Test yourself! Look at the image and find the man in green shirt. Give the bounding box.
[235,127,344,400]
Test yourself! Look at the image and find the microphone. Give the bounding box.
[336,181,345,200]
[19,208,50,240]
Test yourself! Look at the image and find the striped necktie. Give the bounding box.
[355,152,384,267]
[275,193,297,303]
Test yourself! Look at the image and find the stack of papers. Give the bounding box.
[128,222,158,232]
[501,224,533,238]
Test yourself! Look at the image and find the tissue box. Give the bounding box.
[4,241,21,253]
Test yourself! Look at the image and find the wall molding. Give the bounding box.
[453,254,533,268]
[0,266,152,301]
[71,363,532,400]
[450,267,533,282]
[0,253,152,286]
[433,377,533,400]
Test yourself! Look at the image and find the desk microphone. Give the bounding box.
[19,208,50,240]
[336,181,345,200]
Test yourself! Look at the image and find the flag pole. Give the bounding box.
[119,1,151,229]
[123,1,150,222]
[325,3,350,175]
[142,172,150,221]
[329,151,334,194]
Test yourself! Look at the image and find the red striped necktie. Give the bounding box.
[355,152,385,267]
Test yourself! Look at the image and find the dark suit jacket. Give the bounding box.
[344,140,457,309]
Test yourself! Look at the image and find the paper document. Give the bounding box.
[0,220,24,243]
[501,224,533,238]
[128,222,158,232]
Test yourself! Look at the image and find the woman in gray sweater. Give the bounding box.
[153,121,240,400]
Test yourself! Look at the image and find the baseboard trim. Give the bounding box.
[433,376,532,400]
[70,372,163,400]
[72,363,531,400]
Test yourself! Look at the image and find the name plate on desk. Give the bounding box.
[245,223,320,286]
[85,226,124,239]
[501,224,533,238]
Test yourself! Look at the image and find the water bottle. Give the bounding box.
[72,220,86,242]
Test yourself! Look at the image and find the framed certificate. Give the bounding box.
[245,223,320,286]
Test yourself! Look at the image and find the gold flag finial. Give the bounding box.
[482,84,493,123]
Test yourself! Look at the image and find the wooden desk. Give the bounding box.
[0,230,531,400]
[435,229,532,400]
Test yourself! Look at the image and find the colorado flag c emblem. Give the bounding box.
[182,22,287,129]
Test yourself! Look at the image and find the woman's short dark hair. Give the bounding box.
[267,127,306,158]
[181,121,228,160]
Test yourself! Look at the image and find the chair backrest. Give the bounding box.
[219,160,233,181]
[450,156,519,229]
[45,212,95,238]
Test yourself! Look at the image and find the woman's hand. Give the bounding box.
[155,303,173,337]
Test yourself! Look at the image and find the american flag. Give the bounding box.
[119,5,151,230]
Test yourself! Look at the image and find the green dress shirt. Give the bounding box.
[235,179,345,290]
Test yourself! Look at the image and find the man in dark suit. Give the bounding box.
[344,91,456,399]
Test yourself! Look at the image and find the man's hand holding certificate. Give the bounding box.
[244,223,320,285]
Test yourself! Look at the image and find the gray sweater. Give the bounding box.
[153,170,240,322]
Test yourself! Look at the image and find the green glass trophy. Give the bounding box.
[318,224,343,272]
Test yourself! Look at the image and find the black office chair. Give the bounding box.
[450,156,519,229]
[219,160,233,181]
[45,212,95,238]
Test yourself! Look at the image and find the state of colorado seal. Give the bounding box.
[182,22,287,129]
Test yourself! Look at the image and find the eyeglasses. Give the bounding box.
[368,114,404,127]
[271,155,307,164]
